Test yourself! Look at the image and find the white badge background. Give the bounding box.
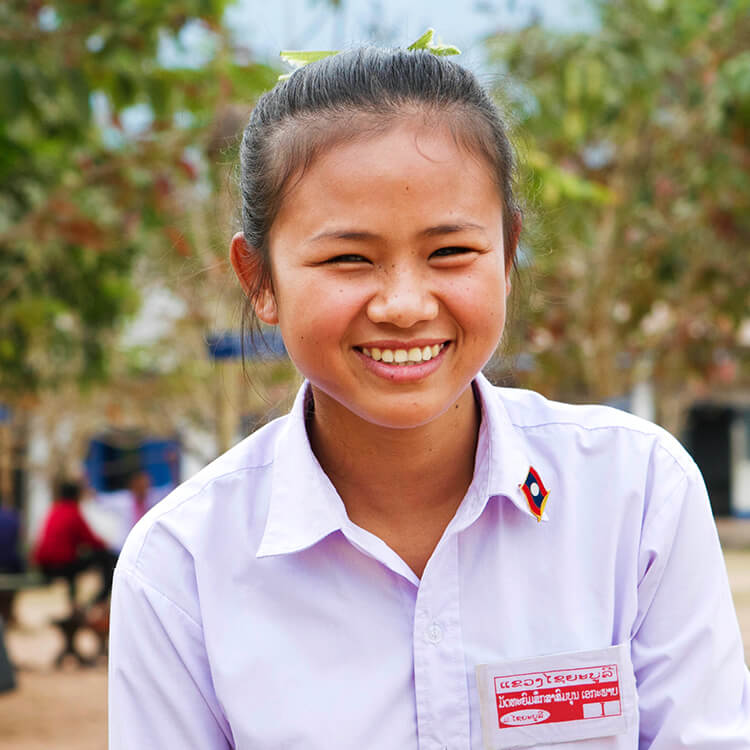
[476,643,637,749]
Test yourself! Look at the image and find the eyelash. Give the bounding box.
[325,247,473,264]
[430,246,472,258]
[325,254,369,264]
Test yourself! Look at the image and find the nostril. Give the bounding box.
[366,279,438,327]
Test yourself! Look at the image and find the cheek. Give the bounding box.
[471,297,507,347]
[447,272,507,334]
[274,279,367,354]
[281,288,362,327]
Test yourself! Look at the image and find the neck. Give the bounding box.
[308,383,480,555]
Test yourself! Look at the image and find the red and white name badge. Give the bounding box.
[476,644,636,749]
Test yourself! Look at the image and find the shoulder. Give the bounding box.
[491,383,697,478]
[482,381,711,554]
[115,414,289,592]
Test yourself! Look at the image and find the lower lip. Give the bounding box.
[354,345,450,382]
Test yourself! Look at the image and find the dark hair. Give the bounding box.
[57,480,82,503]
[236,45,521,337]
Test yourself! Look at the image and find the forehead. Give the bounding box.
[270,118,503,241]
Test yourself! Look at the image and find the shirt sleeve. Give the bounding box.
[108,563,233,749]
[633,461,750,748]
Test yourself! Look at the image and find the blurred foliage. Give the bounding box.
[3,0,749,439]
[489,0,750,422]
[0,0,276,399]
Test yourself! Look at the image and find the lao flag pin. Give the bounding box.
[520,467,549,522]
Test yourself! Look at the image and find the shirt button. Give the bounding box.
[426,622,443,644]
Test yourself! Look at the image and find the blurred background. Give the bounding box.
[0,0,748,747]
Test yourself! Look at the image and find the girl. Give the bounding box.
[108,46,750,748]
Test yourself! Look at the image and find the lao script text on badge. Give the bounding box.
[495,663,622,728]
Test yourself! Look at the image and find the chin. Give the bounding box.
[346,394,463,431]
[307,373,477,432]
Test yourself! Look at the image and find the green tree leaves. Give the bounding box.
[0,1,274,398]
[489,0,750,423]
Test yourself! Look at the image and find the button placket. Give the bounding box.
[426,622,443,644]
[413,534,471,750]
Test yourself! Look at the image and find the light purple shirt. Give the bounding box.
[108,374,750,749]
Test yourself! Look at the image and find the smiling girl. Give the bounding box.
[108,45,750,749]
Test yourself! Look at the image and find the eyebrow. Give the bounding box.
[310,223,485,243]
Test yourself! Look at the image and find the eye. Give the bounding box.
[430,246,474,259]
[324,253,371,264]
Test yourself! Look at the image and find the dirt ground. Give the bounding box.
[2,546,750,749]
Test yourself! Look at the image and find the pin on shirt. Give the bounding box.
[520,467,549,522]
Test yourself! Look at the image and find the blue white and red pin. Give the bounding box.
[520,467,549,522]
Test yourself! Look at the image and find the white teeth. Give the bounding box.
[361,343,446,364]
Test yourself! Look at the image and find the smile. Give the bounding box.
[359,343,446,366]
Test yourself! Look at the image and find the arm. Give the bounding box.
[633,463,750,748]
[108,564,233,749]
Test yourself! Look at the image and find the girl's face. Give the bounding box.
[233,118,514,431]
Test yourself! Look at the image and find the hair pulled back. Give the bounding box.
[237,45,520,329]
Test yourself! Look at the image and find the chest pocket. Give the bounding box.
[476,643,637,749]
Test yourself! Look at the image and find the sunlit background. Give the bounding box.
[1,1,748,746]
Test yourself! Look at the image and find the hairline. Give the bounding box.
[261,103,511,258]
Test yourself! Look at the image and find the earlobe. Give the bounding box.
[229,232,279,325]
[254,288,279,326]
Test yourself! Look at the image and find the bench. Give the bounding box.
[0,571,45,624]
[0,570,108,667]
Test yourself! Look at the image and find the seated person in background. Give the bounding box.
[94,470,168,551]
[128,470,153,528]
[0,503,24,574]
[34,480,117,606]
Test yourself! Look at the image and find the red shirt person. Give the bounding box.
[34,481,116,604]
[35,496,107,566]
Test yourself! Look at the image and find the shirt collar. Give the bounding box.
[257,384,348,558]
[456,373,550,527]
[257,373,547,558]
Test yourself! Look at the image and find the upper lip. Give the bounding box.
[355,339,450,349]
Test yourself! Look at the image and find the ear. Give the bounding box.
[230,232,279,325]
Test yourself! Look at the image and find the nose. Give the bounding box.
[366,265,439,328]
